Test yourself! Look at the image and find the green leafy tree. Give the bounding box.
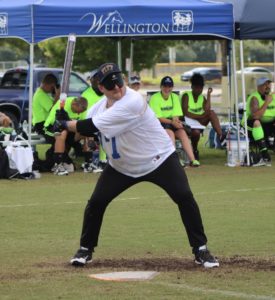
[0,39,46,65]
[38,37,175,73]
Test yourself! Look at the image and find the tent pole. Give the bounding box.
[273,41,275,82]
[240,40,250,166]
[232,40,241,162]
[226,41,231,124]
[117,39,122,69]
[28,43,34,144]
[130,39,134,75]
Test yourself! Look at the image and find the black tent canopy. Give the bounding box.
[215,0,275,39]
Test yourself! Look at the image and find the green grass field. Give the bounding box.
[1,144,275,300]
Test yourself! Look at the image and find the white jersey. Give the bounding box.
[87,87,175,177]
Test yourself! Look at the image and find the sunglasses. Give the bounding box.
[130,76,140,81]
[102,73,124,91]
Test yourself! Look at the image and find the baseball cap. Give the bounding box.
[129,75,141,85]
[97,63,121,83]
[161,76,174,87]
[257,77,272,86]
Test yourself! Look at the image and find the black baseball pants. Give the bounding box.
[79,152,207,251]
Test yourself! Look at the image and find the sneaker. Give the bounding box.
[63,162,75,173]
[193,150,200,161]
[194,245,219,268]
[70,247,92,266]
[252,158,266,167]
[51,163,58,173]
[83,162,94,173]
[93,165,103,173]
[54,163,68,176]
[190,160,200,167]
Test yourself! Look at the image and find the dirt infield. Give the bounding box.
[88,256,275,272]
[1,257,274,289]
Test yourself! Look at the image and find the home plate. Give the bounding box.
[88,271,159,281]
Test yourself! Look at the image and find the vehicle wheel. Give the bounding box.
[1,111,19,129]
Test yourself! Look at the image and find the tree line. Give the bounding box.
[0,38,273,74]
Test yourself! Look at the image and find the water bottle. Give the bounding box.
[22,120,28,133]
[227,150,235,167]
[10,129,17,141]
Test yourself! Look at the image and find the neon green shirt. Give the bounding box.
[149,92,183,118]
[44,97,87,129]
[183,91,205,115]
[81,87,103,112]
[244,91,275,123]
[32,87,55,125]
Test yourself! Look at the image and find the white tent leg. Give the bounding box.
[240,40,250,166]
[28,43,34,144]
[273,41,275,82]
[232,41,241,162]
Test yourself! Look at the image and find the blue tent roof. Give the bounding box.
[0,0,233,43]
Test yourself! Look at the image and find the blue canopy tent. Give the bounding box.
[0,0,233,136]
[1,0,233,42]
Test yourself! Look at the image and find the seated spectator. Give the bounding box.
[241,77,275,165]
[181,73,225,160]
[149,76,200,167]
[128,75,141,91]
[44,96,88,175]
[0,112,13,138]
[32,73,60,138]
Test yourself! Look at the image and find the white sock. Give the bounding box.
[198,245,207,251]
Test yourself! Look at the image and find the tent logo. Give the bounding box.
[80,10,193,35]
[80,11,124,33]
[172,10,194,32]
[0,13,8,36]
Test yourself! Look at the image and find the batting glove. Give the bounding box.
[53,120,68,133]
[55,109,70,121]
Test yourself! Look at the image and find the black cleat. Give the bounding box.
[70,247,92,266]
[194,246,219,268]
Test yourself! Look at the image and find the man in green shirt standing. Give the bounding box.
[150,76,200,167]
